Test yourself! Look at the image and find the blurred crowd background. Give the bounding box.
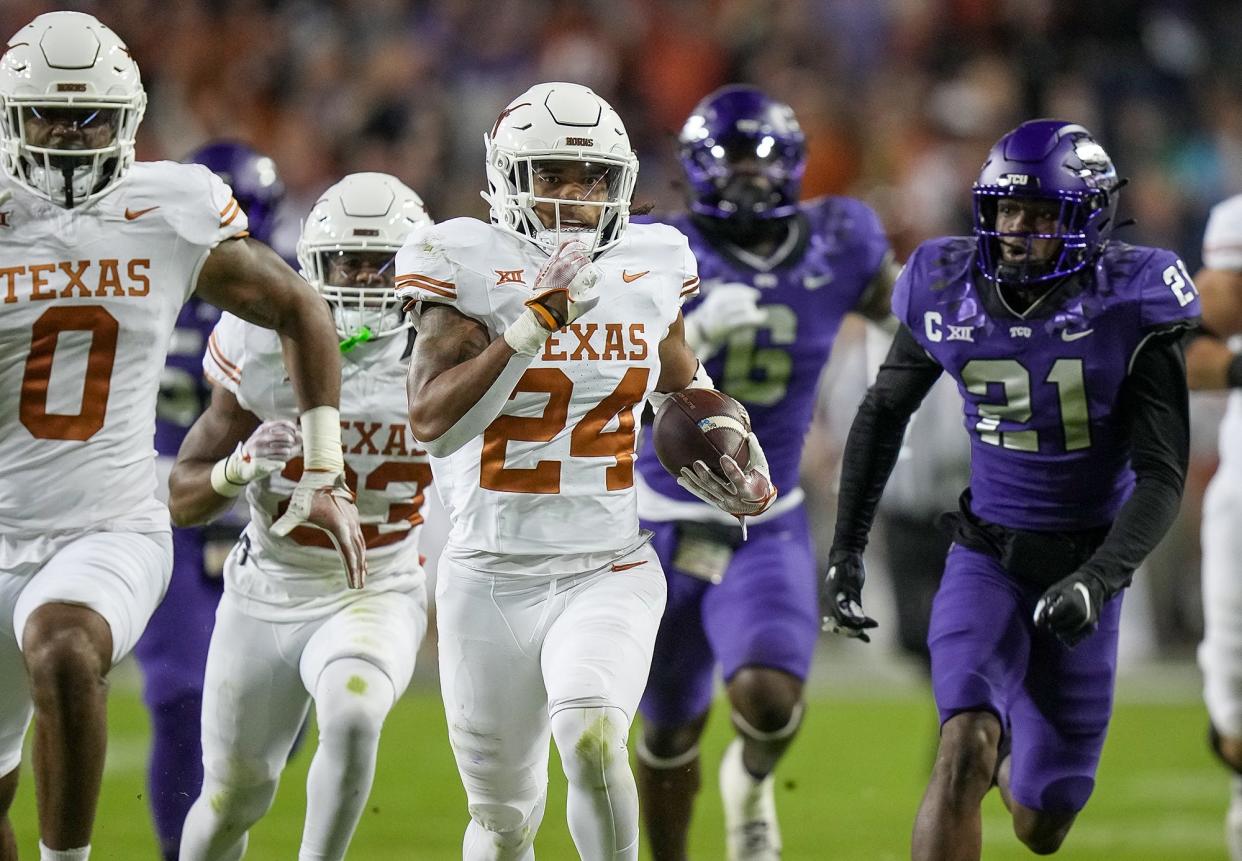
[7,0,1235,657]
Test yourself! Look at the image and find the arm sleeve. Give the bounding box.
[1078,331,1190,594]
[831,323,945,553]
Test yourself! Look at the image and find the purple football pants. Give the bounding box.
[929,543,1122,813]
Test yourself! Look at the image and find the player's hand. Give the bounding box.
[684,284,769,357]
[271,470,368,589]
[221,420,301,485]
[821,549,878,643]
[1033,571,1104,647]
[676,432,776,518]
[526,239,601,328]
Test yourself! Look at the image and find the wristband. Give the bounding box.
[503,309,554,357]
[210,456,246,498]
[648,361,716,411]
[300,405,344,472]
[1228,353,1242,389]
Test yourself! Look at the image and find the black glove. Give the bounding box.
[820,549,878,643]
[1033,570,1106,647]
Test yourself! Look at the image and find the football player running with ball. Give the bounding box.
[822,120,1197,859]
[631,86,896,861]
[0,13,361,861]
[173,173,433,861]
[397,82,774,860]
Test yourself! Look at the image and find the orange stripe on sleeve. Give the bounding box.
[219,198,242,227]
[218,197,239,217]
[396,271,454,290]
[206,333,242,382]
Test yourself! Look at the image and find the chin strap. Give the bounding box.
[339,326,374,354]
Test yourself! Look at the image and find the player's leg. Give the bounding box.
[1002,592,1123,854]
[437,558,554,860]
[634,520,718,861]
[543,544,667,861]
[14,530,172,859]
[0,563,34,861]
[1198,474,1242,858]
[913,545,1029,861]
[297,586,427,861]
[179,592,312,861]
[706,508,818,861]
[133,530,222,861]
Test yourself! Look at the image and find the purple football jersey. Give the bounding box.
[894,237,1201,530]
[637,196,890,497]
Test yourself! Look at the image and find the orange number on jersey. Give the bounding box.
[276,457,431,550]
[20,305,119,441]
[480,368,570,494]
[480,366,651,494]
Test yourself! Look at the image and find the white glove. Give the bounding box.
[211,420,301,496]
[505,239,602,355]
[677,432,777,528]
[684,284,769,358]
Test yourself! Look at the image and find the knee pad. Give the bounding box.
[551,706,631,789]
[466,793,545,857]
[731,701,804,744]
[314,660,395,740]
[199,776,279,828]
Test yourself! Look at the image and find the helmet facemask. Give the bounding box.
[973,187,1109,286]
[305,248,403,351]
[487,148,636,256]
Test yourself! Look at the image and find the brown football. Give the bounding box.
[652,388,751,479]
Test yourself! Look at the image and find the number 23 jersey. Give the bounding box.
[0,163,247,540]
[894,236,1200,531]
[397,217,698,558]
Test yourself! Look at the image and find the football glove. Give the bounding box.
[1033,570,1106,647]
[212,420,301,495]
[683,283,769,359]
[821,549,878,643]
[526,238,601,329]
[271,469,367,589]
[677,431,777,520]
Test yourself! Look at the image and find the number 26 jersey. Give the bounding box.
[397,218,698,558]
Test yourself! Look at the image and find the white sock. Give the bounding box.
[550,705,640,861]
[299,658,396,861]
[39,843,89,861]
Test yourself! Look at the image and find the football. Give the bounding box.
[651,388,751,479]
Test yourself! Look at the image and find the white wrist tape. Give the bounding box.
[648,361,716,411]
[210,455,246,498]
[300,405,344,472]
[502,309,553,357]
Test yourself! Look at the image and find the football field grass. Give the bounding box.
[7,666,1227,859]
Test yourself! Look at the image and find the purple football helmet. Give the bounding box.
[678,85,806,221]
[973,120,1120,286]
[183,140,285,245]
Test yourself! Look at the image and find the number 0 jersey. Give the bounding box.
[396,217,697,560]
[0,163,248,542]
[203,317,430,618]
[894,237,1200,531]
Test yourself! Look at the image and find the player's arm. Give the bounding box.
[405,240,601,457]
[822,323,943,641]
[651,314,776,521]
[1034,330,1190,645]
[1185,267,1242,389]
[851,251,901,327]
[167,382,295,526]
[194,236,365,585]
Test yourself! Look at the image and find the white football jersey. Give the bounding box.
[1204,194,1242,477]
[204,317,430,616]
[396,217,698,558]
[0,162,247,540]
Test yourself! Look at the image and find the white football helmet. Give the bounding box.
[297,172,432,349]
[0,12,146,208]
[484,82,638,256]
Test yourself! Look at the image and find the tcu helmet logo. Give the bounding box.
[495,269,525,286]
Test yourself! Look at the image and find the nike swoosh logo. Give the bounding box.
[611,560,647,572]
[1061,329,1094,342]
[125,206,160,220]
[621,270,649,283]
